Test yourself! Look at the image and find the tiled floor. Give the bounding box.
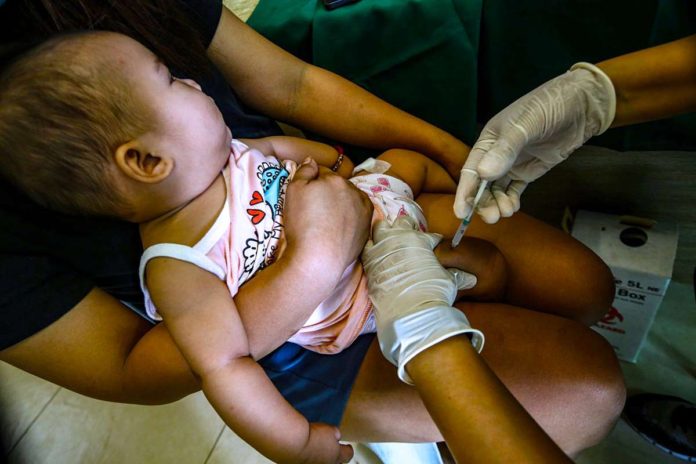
[2,280,693,464]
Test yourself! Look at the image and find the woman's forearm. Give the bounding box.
[407,336,572,464]
[598,34,696,127]
[209,8,469,178]
[286,65,469,174]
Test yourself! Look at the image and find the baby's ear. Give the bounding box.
[114,140,172,183]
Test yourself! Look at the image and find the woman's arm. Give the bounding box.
[145,257,351,463]
[207,8,469,178]
[598,34,696,127]
[407,336,571,464]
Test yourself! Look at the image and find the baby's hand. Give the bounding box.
[297,422,353,464]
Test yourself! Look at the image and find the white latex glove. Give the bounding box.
[361,217,484,384]
[454,62,616,223]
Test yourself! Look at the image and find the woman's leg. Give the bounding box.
[418,194,615,325]
[340,302,626,455]
[0,288,198,404]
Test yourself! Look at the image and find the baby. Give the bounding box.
[0,32,502,463]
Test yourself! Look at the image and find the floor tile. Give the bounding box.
[621,280,696,401]
[205,427,273,464]
[0,363,59,453]
[576,419,685,464]
[204,430,389,464]
[7,389,223,464]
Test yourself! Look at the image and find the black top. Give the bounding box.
[0,0,281,349]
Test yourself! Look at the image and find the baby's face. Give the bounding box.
[102,33,232,205]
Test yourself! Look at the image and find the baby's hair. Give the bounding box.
[0,31,150,217]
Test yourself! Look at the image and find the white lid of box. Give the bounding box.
[571,210,679,279]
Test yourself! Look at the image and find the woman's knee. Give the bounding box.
[552,320,626,453]
[569,245,616,326]
[468,305,625,455]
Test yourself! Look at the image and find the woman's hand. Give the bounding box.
[361,217,483,384]
[454,63,616,223]
[285,158,373,274]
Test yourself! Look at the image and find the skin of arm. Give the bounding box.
[234,243,345,359]
[599,34,696,127]
[241,136,356,178]
[145,257,350,464]
[406,336,572,464]
[207,7,470,179]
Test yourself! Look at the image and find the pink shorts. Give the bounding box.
[350,173,428,232]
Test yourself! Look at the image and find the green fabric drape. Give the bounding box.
[248,0,696,152]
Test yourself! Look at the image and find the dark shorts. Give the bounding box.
[259,334,376,426]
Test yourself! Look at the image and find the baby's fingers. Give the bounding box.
[291,157,319,183]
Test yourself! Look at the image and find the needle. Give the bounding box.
[451,180,488,247]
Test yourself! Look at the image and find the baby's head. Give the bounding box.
[0,31,231,220]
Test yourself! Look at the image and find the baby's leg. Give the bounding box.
[361,149,613,325]
[418,193,614,326]
[434,237,507,302]
[360,149,457,197]
[359,150,506,298]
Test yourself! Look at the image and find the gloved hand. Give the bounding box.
[454,62,616,223]
[361,217,484,384]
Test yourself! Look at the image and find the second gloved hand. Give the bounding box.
[454,62,616,223]
[361,217,484,384]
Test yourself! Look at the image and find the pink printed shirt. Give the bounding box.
[141,140,373,354]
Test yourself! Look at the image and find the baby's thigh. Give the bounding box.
[363,149,456,196]
[418,194,614,324]
[434,237,507,302]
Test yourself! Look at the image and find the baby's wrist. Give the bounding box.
[331,145,345,172]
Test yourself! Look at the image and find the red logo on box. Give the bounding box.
[601,307,624,325]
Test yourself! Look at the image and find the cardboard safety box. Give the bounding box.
[571,210,679,363]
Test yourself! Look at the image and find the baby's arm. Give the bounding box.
[241,136,355,178]
[145,258,351,464]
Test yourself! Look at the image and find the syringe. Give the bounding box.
[451,180,488,247]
